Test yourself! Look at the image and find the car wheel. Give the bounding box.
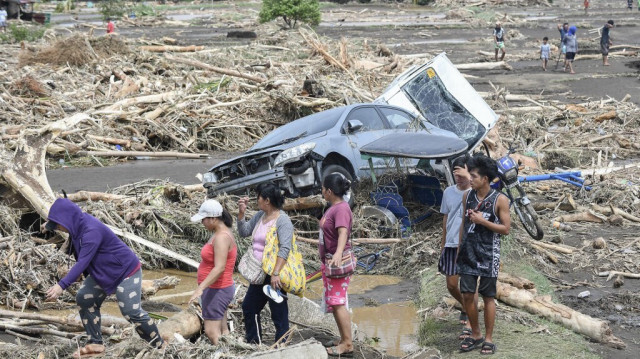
[322,164,355,207]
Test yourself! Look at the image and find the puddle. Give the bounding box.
[39,271,418,356]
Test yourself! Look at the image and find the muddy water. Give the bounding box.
[305,275,418,357]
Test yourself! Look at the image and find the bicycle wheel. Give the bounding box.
[514,202,544,240]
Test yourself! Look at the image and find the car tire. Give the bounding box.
[322,164,355,207]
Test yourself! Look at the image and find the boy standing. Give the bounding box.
[493,22,506,62]
[601,20,614,66]
[457,155,511,355]
[439,156,475,340]
[0,7,7,34]
[106,18,115,34]
[540,37,551,71]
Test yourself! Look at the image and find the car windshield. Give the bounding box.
[401,69,485,147]
[249,107,344,152]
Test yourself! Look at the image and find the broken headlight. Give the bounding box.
[203,172,218,184]
[274,143,316,167]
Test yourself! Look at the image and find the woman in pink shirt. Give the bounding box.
[319,173,354,357]
[189,199,237,345]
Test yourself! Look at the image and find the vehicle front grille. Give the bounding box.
[213,152,279,183]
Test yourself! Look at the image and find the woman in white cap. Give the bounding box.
[189,199,237,345]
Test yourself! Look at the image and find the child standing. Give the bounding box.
[540,37,551,71]
[106,18,115,34]
[563,26,578,74]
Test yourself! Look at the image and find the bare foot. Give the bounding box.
[604,63,610,66]
[72,343,105,358]
[570,71,576,74]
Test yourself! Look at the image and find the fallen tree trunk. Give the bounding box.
[575,51,637,61]
[140,45,204,52]
[0,309,116,335]
[598,271,640,281]
[158,307,202,343]
[165,54,265,83]
[75,150,208,159]
[528,240,576,254]
[554,210,605,223]
[533,195,577,212]
[496,282,625,348]
[497,272,537,291]
[66,190,131,202]
[590,204,640,223]
[141,276,181,296]
[455,61,513,71]
[283,196,326,211]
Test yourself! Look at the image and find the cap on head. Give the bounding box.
[191,199,223,223]
[45,221,58,231]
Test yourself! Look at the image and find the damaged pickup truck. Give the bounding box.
[203,53,498,200]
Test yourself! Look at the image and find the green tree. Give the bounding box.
[259,0,321,29]
[99,0,129,21]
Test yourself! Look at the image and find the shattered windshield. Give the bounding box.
[401,68,484,147]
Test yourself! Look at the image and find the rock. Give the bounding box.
[608,214,624,226]
[592,237,607,249]
[613,275,624,288]
[227,31,257,39]
[577,290,590,298]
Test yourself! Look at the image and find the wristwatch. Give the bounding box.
[273,272,280,277]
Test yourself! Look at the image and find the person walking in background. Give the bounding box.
[237,183,293,345]
[44,198,164,358]
[189,199,237,345]
[563,26,578,74]
[457,155,511,355]
[0,7,7,33]
[540,36,551,71]
[493,21,506,61]
[319,173,354,357]
[557,22,569,67]
[106,17,115,34]
[628,0,634,10]
[438,156,476,341]
[601,20,614,66]
[584,0,590,15]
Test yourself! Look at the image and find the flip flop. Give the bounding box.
[459,311,468,325]
[327,346,354,357]
[322,339,340,348]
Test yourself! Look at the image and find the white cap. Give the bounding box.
[191,199,223,222]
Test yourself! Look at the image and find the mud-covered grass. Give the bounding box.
[417,267,599,359]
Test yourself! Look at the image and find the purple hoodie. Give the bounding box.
[48,198,140,294]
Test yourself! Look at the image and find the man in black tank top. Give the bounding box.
[456,155,511,355]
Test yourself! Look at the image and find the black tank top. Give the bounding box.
[456,189,503,277]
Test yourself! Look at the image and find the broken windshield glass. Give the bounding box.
[401,69,484,147]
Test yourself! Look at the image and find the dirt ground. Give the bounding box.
[2,0,639,358]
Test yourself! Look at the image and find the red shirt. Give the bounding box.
[107,22,114,34]
[320,201,353,261]
[197,234,237,289]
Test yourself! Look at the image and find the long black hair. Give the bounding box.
[256,182,284,209]
[323,173,351,197]
[217,209,233,227]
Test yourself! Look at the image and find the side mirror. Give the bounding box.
[347,120,363,133]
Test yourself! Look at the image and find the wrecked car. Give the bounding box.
[203,53,498,200]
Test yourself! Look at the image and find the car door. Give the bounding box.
[342,106,391,177]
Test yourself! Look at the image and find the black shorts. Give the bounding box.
[460,274,497,298]
[565,52,576,60]
[600,43,609,56]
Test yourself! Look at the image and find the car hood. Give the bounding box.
[209,131,328,171]
[360,132,468,159]
[376,52,498,151]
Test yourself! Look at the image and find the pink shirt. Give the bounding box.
[320,201,353,261]
[252,218,275,260]
[107,22,114,34]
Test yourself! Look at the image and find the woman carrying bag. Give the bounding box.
[319,174,355,357]
[237,183,297,345]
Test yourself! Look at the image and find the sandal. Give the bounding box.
[459,336,484,352]
[72,344,105,358]
[327,346,354,357]
[481,341,497,355]
[458,327,472,340]
[322,339,340,348]
[459,311,468,325]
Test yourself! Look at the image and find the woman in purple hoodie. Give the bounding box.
[44,198,164,357]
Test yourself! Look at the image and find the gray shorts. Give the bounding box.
[0,21,7,27]
[601,43,609,56]
[201,285,235,320]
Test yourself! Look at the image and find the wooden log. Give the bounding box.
[594,110,617,123]
[496,282,625,348]
[598,271,640,281]
[74,150,208,159]
[530,243,559,264]
[575,51,637,61]
[533,198,577,212]
[140,45,204,52]
[283,196,326,211]
[590,204,640,223]
[528,240,576,254]
[141,276,180,296]
[165,54,265,83]
[0,323,81,339]
[0,309,116,335]
[66,191,131,202]
[443,296,484,311]
[96,91,178,112]
[554,210,605,223]
[148,290,194,302]
[498,272,536,291]
[455,61,513,71]
[157,307,202,342]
